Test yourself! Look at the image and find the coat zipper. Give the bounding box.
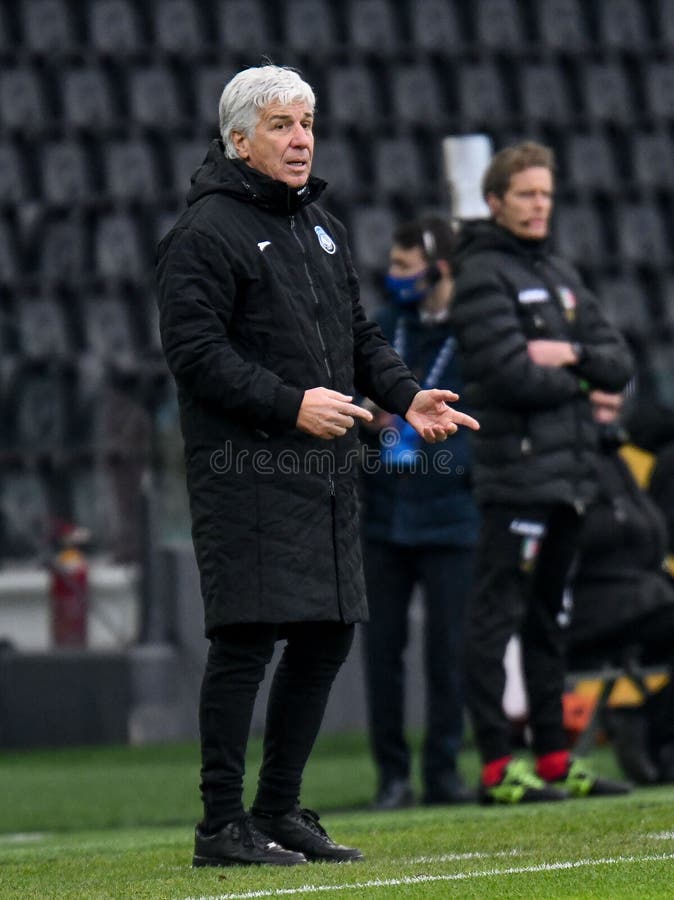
[290,215,333,381]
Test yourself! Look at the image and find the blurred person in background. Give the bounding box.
[565,390,674,785]
[360,216,479,810]
[452,141,633,804]
[649,441,674,560]
[156,64,478,868]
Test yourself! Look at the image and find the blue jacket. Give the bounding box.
[360,304,480,547]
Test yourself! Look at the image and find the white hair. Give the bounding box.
[219,65,316,159]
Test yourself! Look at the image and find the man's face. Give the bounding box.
[388,244,427,279]
[232,101,314,189]
[487,166,553,240]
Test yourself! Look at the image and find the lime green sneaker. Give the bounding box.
[479,758,568,805]
[550,758,631,798]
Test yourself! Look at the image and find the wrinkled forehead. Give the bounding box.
[256,99,314,123]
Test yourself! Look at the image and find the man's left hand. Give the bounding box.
[405,389,480,443]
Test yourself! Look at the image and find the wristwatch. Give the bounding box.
[571,342,586,365]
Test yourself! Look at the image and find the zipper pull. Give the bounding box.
[328,475,336,496]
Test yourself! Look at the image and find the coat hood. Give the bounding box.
[186,139,327,214]
[453,218,550,270]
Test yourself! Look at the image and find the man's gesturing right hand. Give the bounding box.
[296,387,374,439]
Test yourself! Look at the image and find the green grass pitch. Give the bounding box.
[1,734,673,899]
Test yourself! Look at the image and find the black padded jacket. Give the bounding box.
[451,220,633,510]
[156,142,419,634]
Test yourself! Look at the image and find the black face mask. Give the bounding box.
[596,422,628,451]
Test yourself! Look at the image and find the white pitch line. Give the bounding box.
[404,849,521,864]
[179,851,674,900]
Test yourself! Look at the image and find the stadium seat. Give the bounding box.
[655,274,674,330]
[346,0,398,55]
[41,140,92,206]
[152,0,205,56]
[0,219,18,285]
[14,371,70,455]
[39,217,87,283]
[0,470,50,558]
[657,0,674,46]
[326,65,379,129]
[457,62,509,128]
[553,201,606,267]
[61,67,116,131]
[21,0,77,55]
[69,464,119,545]
[0,67,48,133]
[519,61,573,125]
[648,340,674,408]
[128,65,182,129]
[88,0,144,56]
[631,132,674,190]
[311,136,363,199]
[17,297,72,362]
[595,276,653,343]
[194,66,232,127]
[82,296,137,366]
[473,0,526,51]
[391,63,446,127]
[154,206,184,244]
[0,5,10,55]
[581,62,634,126]
[643,62,674,121]
[170,139,208,194]
[103,139,159,202]
[372,136,425,197]
[283,0,338,52]
[0,141,29,205]
[217,0,272,50]
[350,204,396,271]
[94,213,144,280]
[615,203,669,267]
[409,0,463,52]
[565,133,617,194]
[596,0,650,52]
[534,0,590,54]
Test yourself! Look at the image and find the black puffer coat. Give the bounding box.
[156,143,419,634]
[451,220,633,509]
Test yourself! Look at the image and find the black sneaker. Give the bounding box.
[371,778,415,811]
[549,758,632,797]
[192,816,307,867]
[251,807,364,862]
[479,758,569,804]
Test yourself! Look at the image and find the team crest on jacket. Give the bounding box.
[314,225,336,254]
[557,286,577,322]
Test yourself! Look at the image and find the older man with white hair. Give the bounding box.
[157,64,478,868]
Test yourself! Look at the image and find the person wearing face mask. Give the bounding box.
[359,215,480,810]
[564,391,674,785]
[452,141,634,803]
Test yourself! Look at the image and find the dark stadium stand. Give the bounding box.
[0,0,673,560]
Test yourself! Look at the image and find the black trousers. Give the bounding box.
[199,620,354,830]
[466,503,581,763]
[362,540,476,790]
